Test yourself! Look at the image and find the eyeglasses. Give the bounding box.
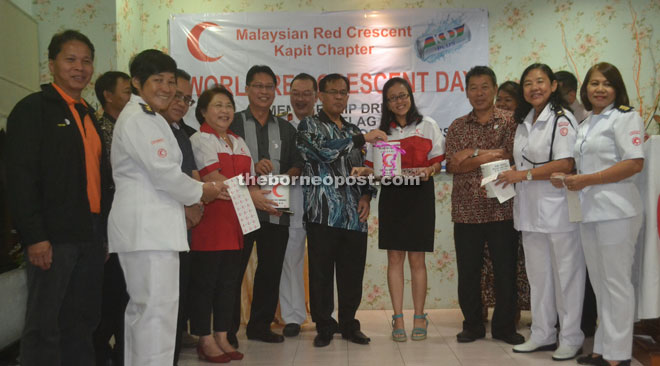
[250,83,276,91]
[291,91,316,98]
[387,93,409,103]
[174,93,195,106]
[322,89,348,96]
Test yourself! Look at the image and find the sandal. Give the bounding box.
[411,313,429,341]
[391,314,407,342]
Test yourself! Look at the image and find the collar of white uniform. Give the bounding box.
[130,93,145,104]
[593,103,615,118]
[524,103,553,126]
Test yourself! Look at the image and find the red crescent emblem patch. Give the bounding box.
[560,127,568,136]
[158,148,167,158]
[633,136,642,146]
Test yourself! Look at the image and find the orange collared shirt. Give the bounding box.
[52,83,102,213]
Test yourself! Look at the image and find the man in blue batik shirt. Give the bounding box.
[296,73,387,348]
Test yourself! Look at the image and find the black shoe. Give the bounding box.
[493,332,525,345]
[314,331,333,347]
[576,353,603,365]
[227,333,239,349]
[341,329,371,345]
[283,323,301,337]
[456,329,486,343]
[247,329,284,343]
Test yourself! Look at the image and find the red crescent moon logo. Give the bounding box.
[272,184,283,198]
[383,153,394,167]
[187,22,223,62]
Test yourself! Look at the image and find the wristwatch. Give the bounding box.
[471,148,479,158]
[526,170,533,181]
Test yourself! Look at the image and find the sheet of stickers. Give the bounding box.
[225,175,261,234]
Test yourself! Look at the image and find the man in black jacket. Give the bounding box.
[5,30,112,366]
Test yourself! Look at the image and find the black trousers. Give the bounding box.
[581,270,598,334]
[21,237,105,366]
[173,251,191,365]
[230,223,288,336]
[454,221,518,337]
[93,253,128,366]
[307,223,367,334]
[189,250,242,335]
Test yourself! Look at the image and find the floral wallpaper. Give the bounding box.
[31,0,117,109]
[26,0,660,309]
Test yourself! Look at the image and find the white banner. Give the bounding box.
[169,9,488,134]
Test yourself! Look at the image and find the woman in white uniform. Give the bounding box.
[497,63,585,361]
[108,49,220,366]
[552,62,644,366]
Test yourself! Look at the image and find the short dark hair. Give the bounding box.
[379,77,422,133]
[319,73,349,93]
[129,49,177,94]
[514,63,569,123]
[48,29,95,60]
[246,65,277,85]
[95,71,130,107]
[176,68,191,82]
[291,73,318,92]
[465,66,497,88]
[555,71,578,96]
[497,81,522,108]
[580,62,630,111]
[195,84,236,124]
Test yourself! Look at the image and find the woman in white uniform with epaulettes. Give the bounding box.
[497,63,585,362]
[108,49,220,366]
[552,62,644,366]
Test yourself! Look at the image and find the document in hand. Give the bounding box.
[480,159,516,204]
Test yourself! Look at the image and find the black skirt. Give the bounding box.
[378,179,435,252]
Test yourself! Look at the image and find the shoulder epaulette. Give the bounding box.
[140,103,155,115]
[616,105,633,113]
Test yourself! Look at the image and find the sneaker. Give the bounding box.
[512,339,557,353]
[552,344,582,361]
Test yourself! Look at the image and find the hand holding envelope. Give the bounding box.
[480,160,516,203]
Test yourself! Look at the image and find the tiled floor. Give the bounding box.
[178,309,643,365]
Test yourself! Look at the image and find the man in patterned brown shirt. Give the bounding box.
[445,66,524,345]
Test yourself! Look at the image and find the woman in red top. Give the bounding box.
[188,85,253,363]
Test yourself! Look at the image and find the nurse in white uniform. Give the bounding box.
[108,49,220,366]
[554,62,644,366]
[498,63,585,361]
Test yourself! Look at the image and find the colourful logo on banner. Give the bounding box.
[187,22,223,62]
[416,19,471,63]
